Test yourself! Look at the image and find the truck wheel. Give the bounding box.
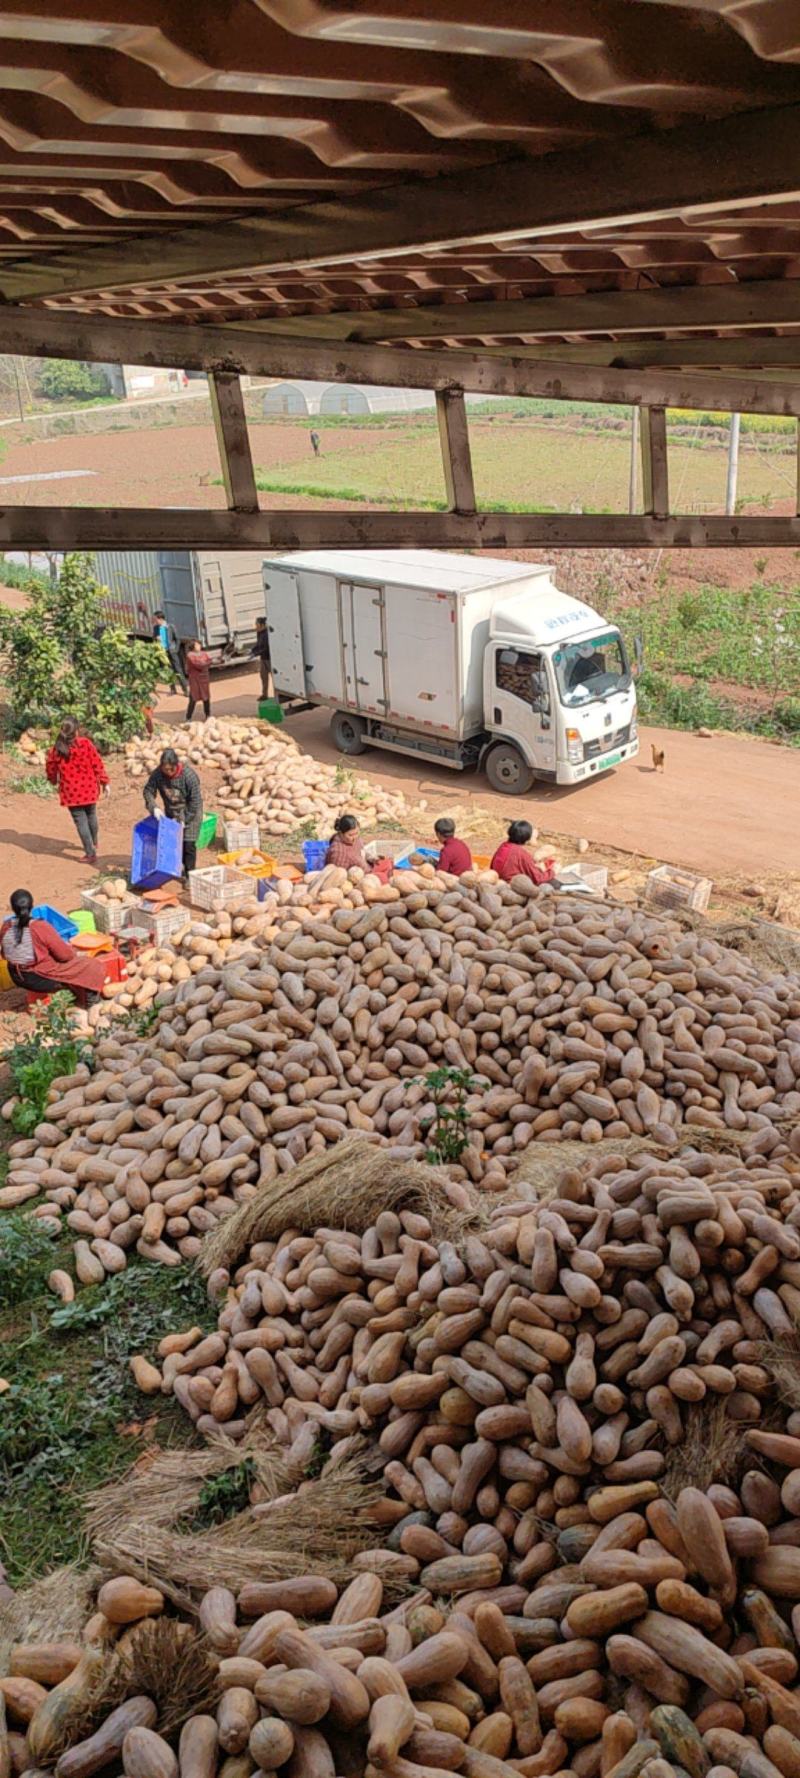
[485,742,534,795]
[330,711,366,755]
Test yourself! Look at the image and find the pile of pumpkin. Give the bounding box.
[153,1139,800,1458]
[123,718,408,836]
[2,862,800,1283]
[5,1483,800,1778]
[7,1144,800,1778]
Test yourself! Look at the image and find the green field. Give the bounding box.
[253,415,793,515]
[607,583,800,745]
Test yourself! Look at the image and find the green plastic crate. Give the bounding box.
[197,811,218,849]
[258,698,284,724]
[67,909,96,934]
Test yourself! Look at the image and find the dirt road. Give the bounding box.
[158,668,797,879]
[0,663,795,920]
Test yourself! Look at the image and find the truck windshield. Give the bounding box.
[553,633,631,707]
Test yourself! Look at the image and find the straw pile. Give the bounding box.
[85,1440,384,1610]
[200,1137,484,1277]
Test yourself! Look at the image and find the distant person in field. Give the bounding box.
[310,429,321,457]
[45,717,110,866]
[491,820,554,887]
[252,616,275,702]
[434,817,472,876]
[185,639,212,722]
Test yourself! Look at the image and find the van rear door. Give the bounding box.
[268,566,307,696]
[341,579,387,714]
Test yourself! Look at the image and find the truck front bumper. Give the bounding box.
[557,736,639,785]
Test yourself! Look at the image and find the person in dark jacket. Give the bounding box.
[143,748,203,879]
[152,609,188,692]
[433,817,472,876]
[252,616,274,702]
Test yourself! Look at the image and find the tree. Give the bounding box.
[0,553,167,749]
[36,360,110,404]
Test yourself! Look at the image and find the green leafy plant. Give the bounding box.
[0,1258,214,1584]
[0,552,167,750]
[195,1459,256,1526]
[7,769,54,797]
[5,991,92,1135]
[0,1211,60,1307]
[416,1065,483,1165]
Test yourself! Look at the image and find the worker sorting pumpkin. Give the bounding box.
[143,747,204,880]
[0,890,108,1004]
[325,813,366,869]
[433,817,473,876]
[491,820,554,886]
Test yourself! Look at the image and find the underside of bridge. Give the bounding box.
[1,0,800,549]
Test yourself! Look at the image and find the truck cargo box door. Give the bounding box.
[268,570,306,696]
[342,581,387,714]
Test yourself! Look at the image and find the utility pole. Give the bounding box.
[628,406,640,513]
[725,412,740,516]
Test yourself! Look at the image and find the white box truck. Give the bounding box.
[264,550,638,795]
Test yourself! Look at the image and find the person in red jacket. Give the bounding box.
[1,889,108,1003]
[185,639,212,722]
[45,718,110,864]
[434,817,472,876]
[491,820,554,887]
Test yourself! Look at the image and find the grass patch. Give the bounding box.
[612,582,800,697]
[634,670,800,747]
[247,472,571,514]
[6,769,53,796]
[609,580,800,747]
[0,1249,214,1585]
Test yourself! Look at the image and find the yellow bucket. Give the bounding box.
[0,958,12,992]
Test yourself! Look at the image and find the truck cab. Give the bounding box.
[483,589,638,793]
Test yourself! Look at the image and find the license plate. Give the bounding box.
[598,750,622,768]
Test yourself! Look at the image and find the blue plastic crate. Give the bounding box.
[131,815,183,889]
[257,876,279,903]
[414,846,439,860]
[31,904,78,940]
[302,839,329,873]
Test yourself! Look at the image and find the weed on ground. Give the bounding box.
[0,1236,214,1584]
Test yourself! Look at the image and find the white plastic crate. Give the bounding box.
[188,865,251,911]
[558,862,608,895]
[81,888,137,934]
[223,818,260,852]
[137,904,191,945]
[645,864,712,914]
[364,835,414,863]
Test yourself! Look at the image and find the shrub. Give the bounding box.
[0,552,166,749]
[36,360,110,404]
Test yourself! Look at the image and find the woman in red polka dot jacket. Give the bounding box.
[45,717,110,864]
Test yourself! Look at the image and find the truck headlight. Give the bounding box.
[566,727,582,763]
